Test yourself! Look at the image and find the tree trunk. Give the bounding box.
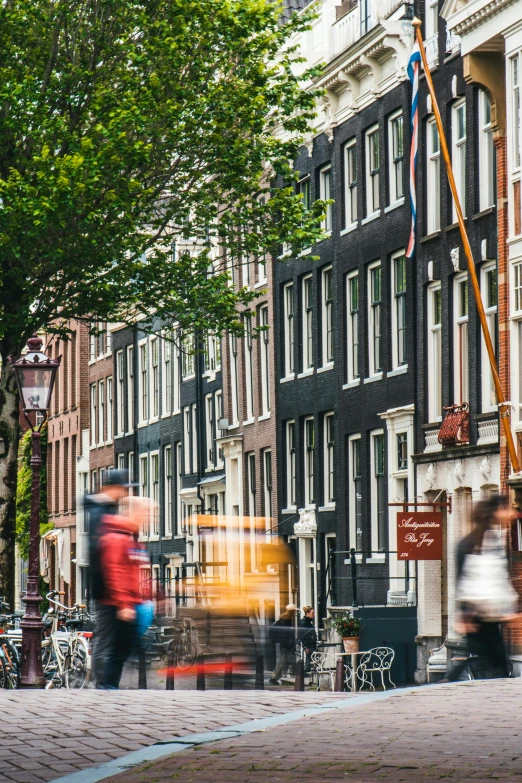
[0,352,21,608]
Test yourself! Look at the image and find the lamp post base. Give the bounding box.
[20,576,45,688]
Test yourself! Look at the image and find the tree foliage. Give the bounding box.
[15,425,52,560]
[0,0,326,348]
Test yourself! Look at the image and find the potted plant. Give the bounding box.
[330,613,361,653]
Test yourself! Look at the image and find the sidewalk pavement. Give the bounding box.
[102,679,522,783]
[0,690,347,783]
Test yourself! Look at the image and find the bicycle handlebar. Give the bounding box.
[45,591,86,614]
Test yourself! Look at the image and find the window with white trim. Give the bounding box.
[163,334,172,416]
[175,442,182,534]
[427,118,441,234]
[344,139,357,228]
[183,407,191,475]
[365,126,380,216]
[482,264,497,412]
[151,452,159,536]
[89,329,96,362]
[426,0,438,39]
[368,263,382,376]
[98,380,105,445]
[303,275,314,371]
[388,112,404,204]
[515,261,522,313]
[127,345,134,432]
[182,331,195,379]
[117,453,125,471]
[349,435,362,551]
[392,253,407,369]
[510,54,522,236]
[478,91,495,212]
[205,393,214,469]
[139,342,148,423]
[454,275,469,404]
[106,377,113,442]
[428,284,442,421]
[230,334,239,425]
[191,404,198,475]
[263,449,273,520]
[260,305,270,414]
[164,445,172,537]
[215,391,224,467]
[247,453,256,518]
[346,273,359,383]
[90,383,96,446]
[304,416,315,507]
[322,267,333,366]
[320,166,332,232]
[371,430,386,552]
[139,454,149,537]
[286,420,296,509]
[151,337,159,419]
[116,350,124,435]
[129,451,134,484]
[452,101,467,220]
[245,318,254,421]
[396,432,409,502]
[283,283,295,378]
[173,327,180,413]
[324,412,335,506]
[297,176,310,212]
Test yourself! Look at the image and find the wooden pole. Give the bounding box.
[412,18,521,475]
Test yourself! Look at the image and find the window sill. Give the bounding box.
[387,365,408,378]
[318,504,336,512]
[384,197,405,213]
[344,554,363,564]
[318,230,332,240]
[137,422,149,429]
[446,220,466,232]
[472,206,495,220]
[361,210,381,225]
[297,369,314,379]
[255,280,267,289]
[202,371,216,383]
[149,416,159,425]
[364,373,383,384]
[148,535,160,543]
[242,418,255,426]
[420,230,441,244]
[161,412,173,420]
[124,430,134,437]
[280,374,296,384]
[317,363,334,374]
[298,247,312,257]
[343,379,361,390]
[366,554,386,564]
[258,412,271,422]
[340,223,358,237]
[182,375,196,382]
[114,433,125,440]
[227,422,240,430]
[282,507,297,515]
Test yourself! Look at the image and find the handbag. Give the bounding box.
[135,600,155,637]
[456,529,518,621]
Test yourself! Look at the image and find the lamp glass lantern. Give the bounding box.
[10,336,60,416]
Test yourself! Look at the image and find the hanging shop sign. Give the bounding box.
[397,511,443,560]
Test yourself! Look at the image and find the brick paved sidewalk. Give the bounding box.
[106,679,522,783]
[0,690,347,783]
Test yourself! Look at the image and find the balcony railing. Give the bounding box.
[331,0,405,59]
[424,33,439,70]
[446,28,461,54]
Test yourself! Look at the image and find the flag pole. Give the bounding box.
[412,18,521,475]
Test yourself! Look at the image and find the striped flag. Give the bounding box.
[406,40,421,259]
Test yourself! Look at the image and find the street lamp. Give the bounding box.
[9,335,60,687]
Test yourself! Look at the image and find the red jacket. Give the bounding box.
[99,516,149,611]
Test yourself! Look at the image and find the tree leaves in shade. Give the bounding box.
[15,425,52,561]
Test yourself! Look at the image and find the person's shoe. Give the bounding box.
[268,678,280,685]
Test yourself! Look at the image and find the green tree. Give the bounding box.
[15,424,52,560]
[0,0,326,603]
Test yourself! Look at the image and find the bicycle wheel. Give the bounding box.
[65,637,89,689]
[1,641,20,689]
[0,650,8,688]
[176,640,197,671]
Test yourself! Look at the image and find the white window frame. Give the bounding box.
[368,261,382,378]
[116,350,124,436]
[139,454,149,539]
[346,272,359,384]
[247,452,256,518]
[173,326,180,414]
[481,263,498,413]
[263,449,273,523]
[426,118,441,234]
[106,376,113,443]
[244,318,254,422]
[343,139,357,229]
[128,451,134,484]
[321,267,334,368]
[150,337,159,421]
[138,339,148,425]
[452,100,467,221]
[509,52,522,237]
[191,403,198,475]
[205,393,214,470]
[454,273,469,404]
[304,416,315,508]
[117,453,125,471]
[286,420,296,511]
[175,442,182,535]
[215,391,224,467]
[478,90,495,212]
[183,407,191,475]
[365,125,380,218]
[90,383,96,447]
[230,333,239,425]
[283,282,295,379]
[127,345,134,433]
[164,445,172,537]
[391,252,407,370]
[150,451,160,538]
[426,0,438,39]
[181,331,195,379]
[302,275,314,372]
[98,380,105,446]
[162,332,172,418]
[324,412,335,507]
[349,434,362,553]
[320,165,332,233]
[260,305,270,415]
[388,111,404,206]
[427,283,442,421]
[370,429,386,554]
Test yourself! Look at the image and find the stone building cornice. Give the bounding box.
[442,0,518,37]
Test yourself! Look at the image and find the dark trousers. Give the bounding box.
[448,621,509,681]
[103,608,138,689]
[93,602,116,689]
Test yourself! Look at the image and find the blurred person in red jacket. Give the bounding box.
[99,496,152,689]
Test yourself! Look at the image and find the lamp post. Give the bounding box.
[9,335,60,687]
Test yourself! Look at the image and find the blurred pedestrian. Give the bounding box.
[85,469,132,688]
[298,605,318,674]
[99,496,152,690]
[448,496,518,681]
[269,604,297,685]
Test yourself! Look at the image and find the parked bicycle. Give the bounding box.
[42,591,91,689]
[168,623,198,670]
[0,600,21,689]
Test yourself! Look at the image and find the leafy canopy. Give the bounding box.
[0,0,325,347]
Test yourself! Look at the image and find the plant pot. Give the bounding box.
[342,636,360,654]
